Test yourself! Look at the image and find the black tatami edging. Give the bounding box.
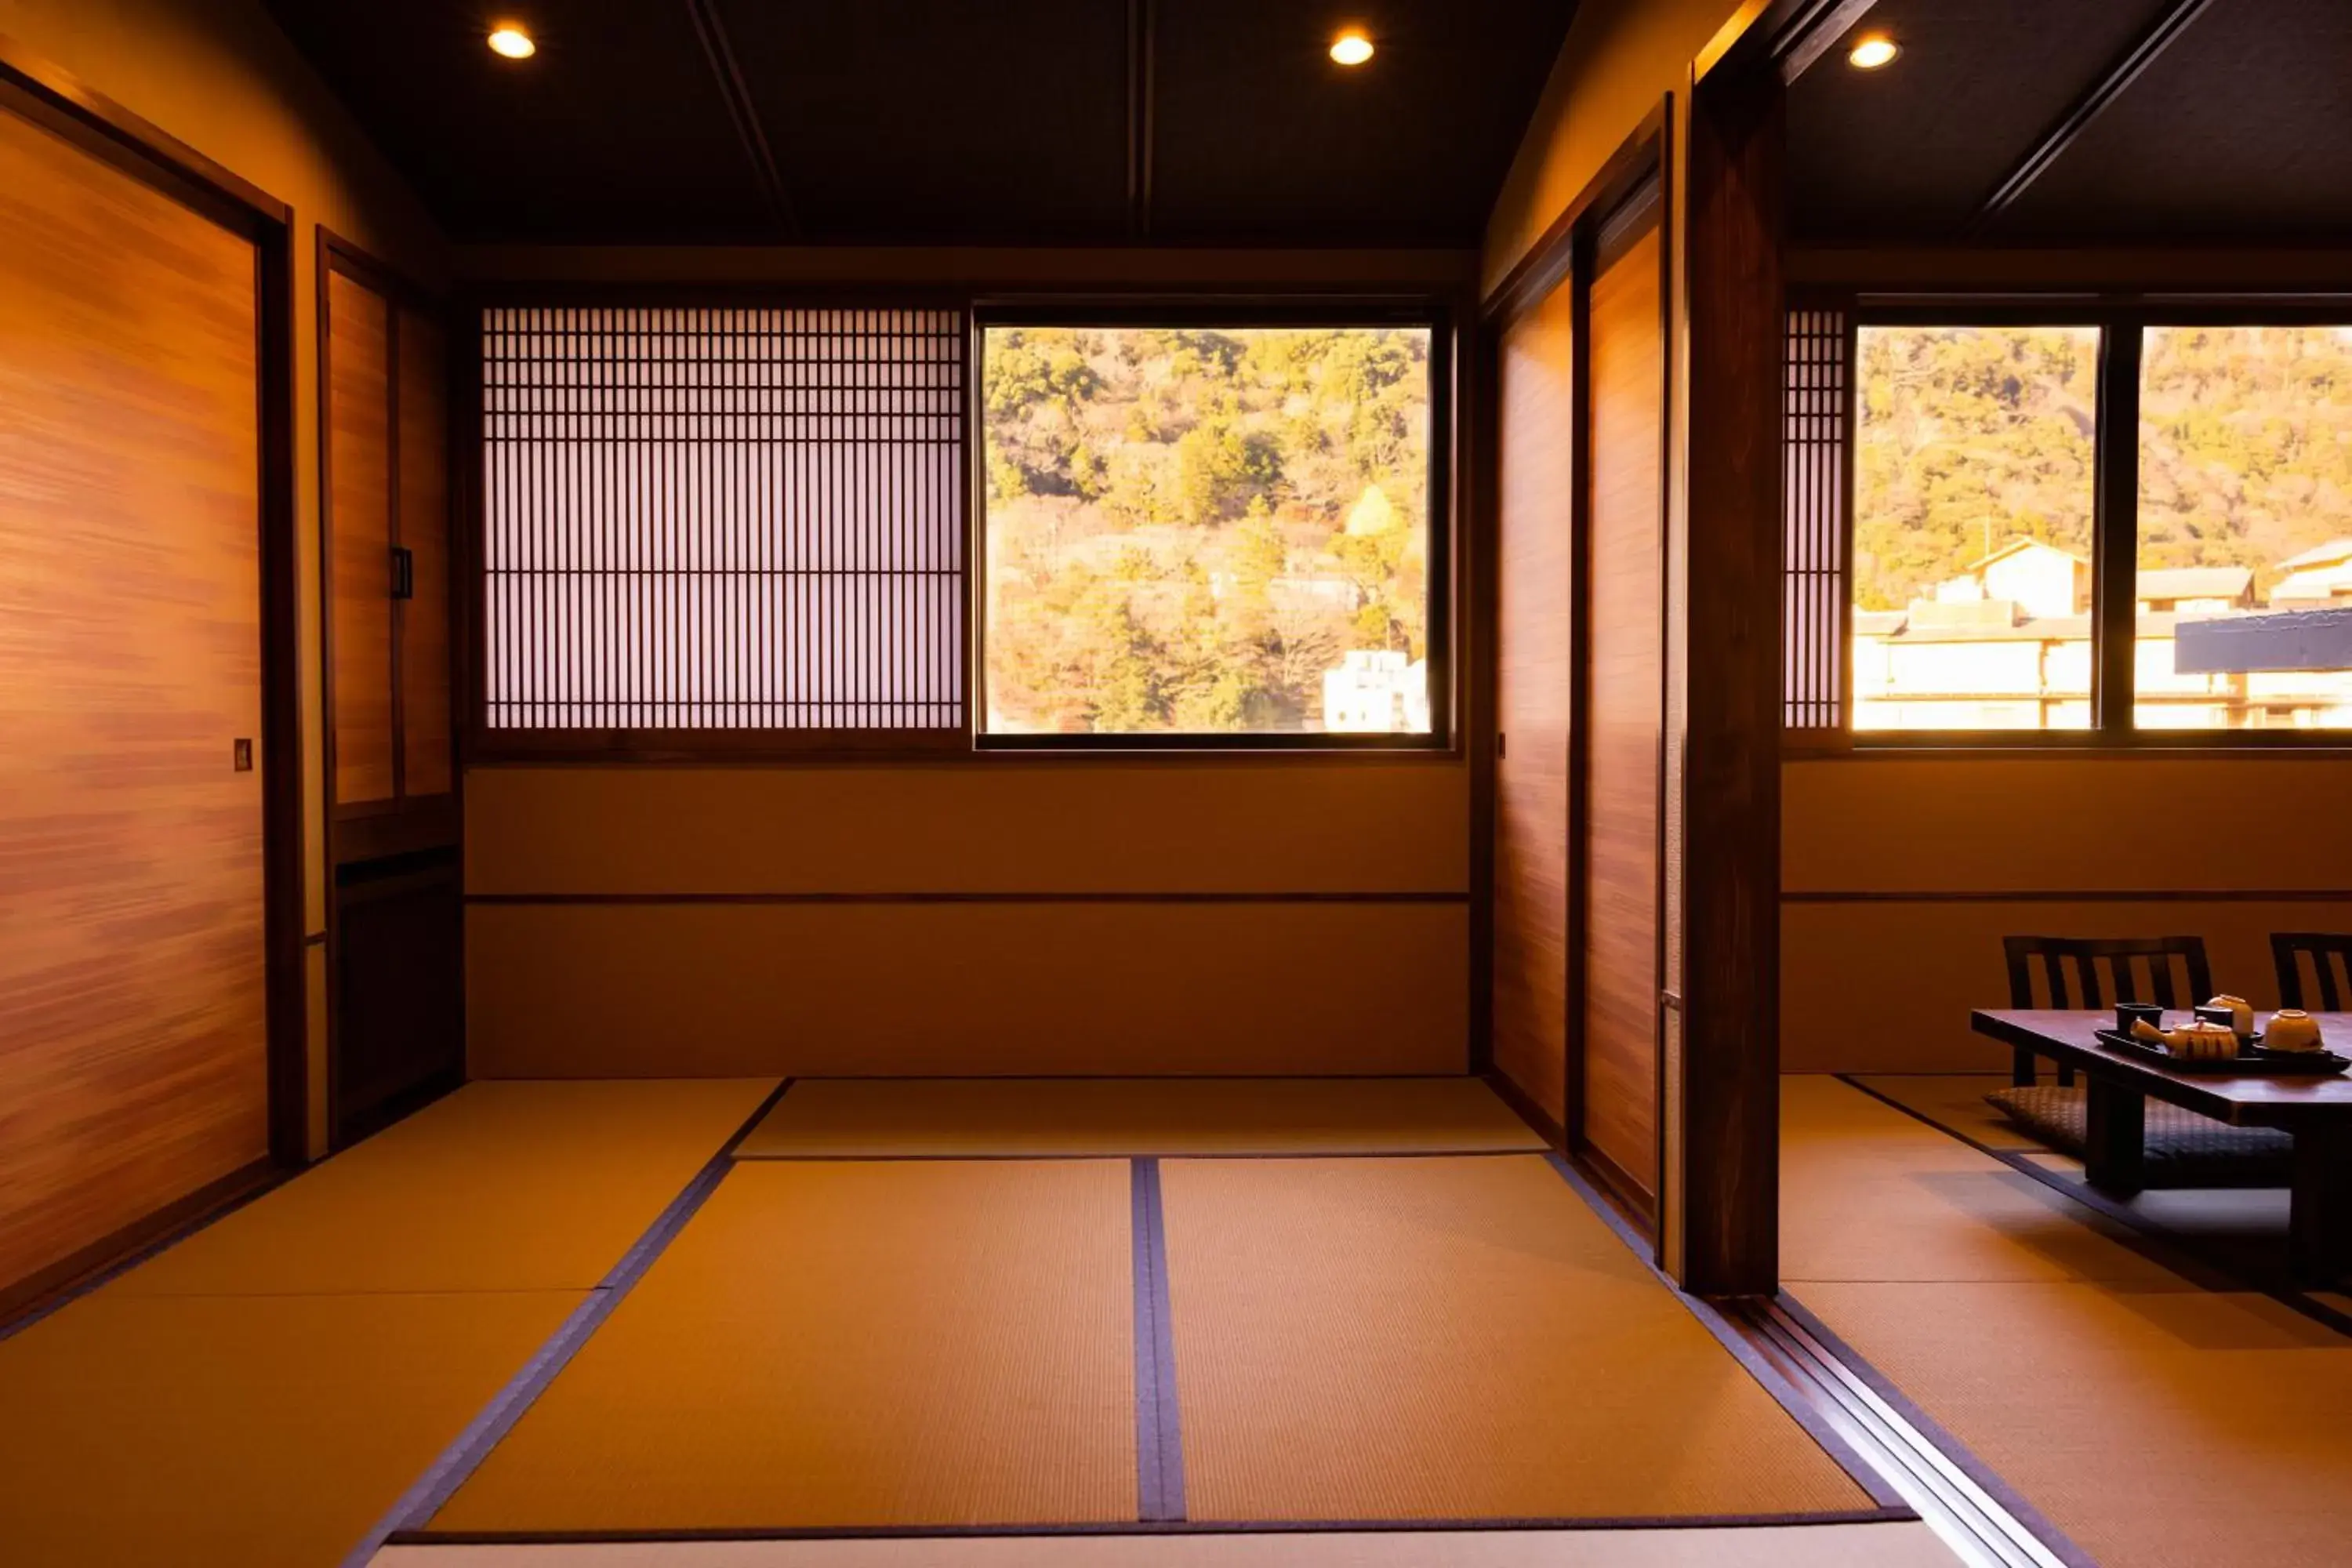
[1835,1073,2352,1341]
[1129,1156,1189,1523]
[338,1076,797,1568]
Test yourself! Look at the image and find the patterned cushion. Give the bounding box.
[1985,1085,2293,1188]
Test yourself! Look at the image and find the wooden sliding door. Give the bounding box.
[0,93,281,1301]
[320,239,460,1148]
[1490,286,1577,1130]
[1580,194,1667,1207]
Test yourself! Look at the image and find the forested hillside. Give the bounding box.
[1856,324,2352,611]
[982,326,1430,733]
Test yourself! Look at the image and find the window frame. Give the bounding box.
[1806,291,2352,753]
[968,296,1457,753]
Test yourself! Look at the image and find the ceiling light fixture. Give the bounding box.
[1847,33,1900,69]
[1330,29,1374,67]
[487,24,537,60]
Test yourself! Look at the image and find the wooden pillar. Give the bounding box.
[1664,50,1784,1295]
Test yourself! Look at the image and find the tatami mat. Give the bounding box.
[1846,1073,2042,1151]
[1159,1155,1878,1523]
[115,1079,778,1296]
[1780,1076,2182,1287]
[430,1160,1136,1532]
[0,1287,578,1568]
[373,1519,1962,1566]
[735,1076,1546,1159]
[1785,1074,2352,1567]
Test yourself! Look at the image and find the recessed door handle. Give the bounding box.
[391,546,415,601]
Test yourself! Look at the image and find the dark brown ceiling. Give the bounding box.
[1789,0,2352,245]
[263,0,1579,246]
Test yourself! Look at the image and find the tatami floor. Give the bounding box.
[25,1072,2347,1566]
[1785,1073,2352,1568]
[0,1076,1939,1568]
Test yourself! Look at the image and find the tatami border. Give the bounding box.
[339,1077,794,1567]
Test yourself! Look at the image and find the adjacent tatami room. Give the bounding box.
[2,2,2348,1567]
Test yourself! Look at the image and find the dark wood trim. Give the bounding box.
[1675,55,1785,1295]
[258,212,307,1169]
[1762,0,1882,83]
[1483,103,1668,327]
[1785,887,2352,904]
[0,1159,280,1332]
[1974,0,2219,223]
[0,32,291,229]
[2091,322,2142,738]
[1791,246,2352,292]
[463,891,1471,907]
[1125,0,1156,240]
[682,0,796,238]
[1466,303,1500,1074]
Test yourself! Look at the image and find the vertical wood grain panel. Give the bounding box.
[0,106,269,1292]
[1492,288,1577,1126]
[397,307,452,797]
[326,269,394,805]
[1581,223,1664,1200]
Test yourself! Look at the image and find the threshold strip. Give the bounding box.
[1836,1073,2352,1340]
[1130,1158,1189,1523]
[343,1078,794,1568]
[1754,1297,2092,1568]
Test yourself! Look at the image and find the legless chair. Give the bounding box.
[2272,933,2352,1012]
[2002,935,2215,1087]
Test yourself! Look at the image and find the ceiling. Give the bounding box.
[1788,0,2352,245]
[263,0,1579,247]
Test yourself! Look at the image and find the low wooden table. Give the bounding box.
[1972,1008,2352,1283]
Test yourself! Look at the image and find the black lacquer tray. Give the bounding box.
[2094,1029,2350,1076]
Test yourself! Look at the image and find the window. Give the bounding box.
[977,319,1444,746]
[2136,325,2352,731]
[1784,304,2352,746]
[481,307,964,739]
[1850,324,2101,732]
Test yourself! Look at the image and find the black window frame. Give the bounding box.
[969,296,1457,753]
[1802,292,2352,753]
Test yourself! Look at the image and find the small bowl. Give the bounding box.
[2117,1002,2165,1033]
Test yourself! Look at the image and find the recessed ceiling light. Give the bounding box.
[488,24,536,60]
[1848,34,1900,69]
[1330,29,1374,67]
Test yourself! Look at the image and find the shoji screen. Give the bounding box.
[480,307,966,735]
[0,106,270,1299]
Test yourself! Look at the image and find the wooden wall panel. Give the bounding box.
[465,764,1471,896]
[1784,898,2352,1074]
[1491,289,1577,1125]
[1581,223,1664,1198]
[466,902,1468,1078]
[1784,755,2352,1073]
[326,269,394,807]
[0,106,269,1293]
[396,307,451,798]
[1785,758,2352,896]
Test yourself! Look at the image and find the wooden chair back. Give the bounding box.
[2002,935,2215,1012]
[2272,933,2352,1011]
